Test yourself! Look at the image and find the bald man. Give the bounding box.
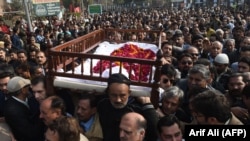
[187,46,199,62]
[39,96,66,126]
[119,112,147,141]
[209,41,223,62]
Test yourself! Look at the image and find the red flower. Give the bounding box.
[93,44,156,82]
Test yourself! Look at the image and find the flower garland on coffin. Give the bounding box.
[93,44,156,82]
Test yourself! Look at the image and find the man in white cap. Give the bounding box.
[213,53,232,91]
[4,76,44,141]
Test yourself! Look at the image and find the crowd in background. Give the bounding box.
[0,5,250,141]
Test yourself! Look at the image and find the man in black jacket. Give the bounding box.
[98,73,158,141]
[4,76,43,141]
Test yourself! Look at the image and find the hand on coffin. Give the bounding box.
[160,57,171,65]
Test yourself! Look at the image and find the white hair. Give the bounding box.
[216,29,224,35]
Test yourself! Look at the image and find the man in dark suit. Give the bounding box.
[98,73,158,141]
[4,76,44,141]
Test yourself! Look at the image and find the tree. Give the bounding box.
[124,0,133,4]
[114,0,124,4]
[82,0,94,8]
[10,0,23,11]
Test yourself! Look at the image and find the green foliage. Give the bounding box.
[10,0,23,11]
[124,0,133,4]
[114,0,124,4]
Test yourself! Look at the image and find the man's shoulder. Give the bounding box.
[97,98,109,106]
[4,97,16,104]
[4,97,26,110]
[80,133,89,141]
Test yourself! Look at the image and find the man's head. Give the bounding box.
[213,53,229,74]
[45,116,81,141]
[0,64,14,94]
[161,86,184,115]
[161,41,173,56]
[36,51,47,66]
[228,73,246,97]
[187,46,199,62]
[0,48,6,61]
[40,96,66,126]
[160,64,177,90]
[16,63,31,79]
[119,112,147,141]
[138,32,146,41]
[240,36,250,48]
[187,64,211,90]
[166,30,174,41]
[157,115,183,141]
[106,73,131,109]
[232,26,244,42]
[192,34,204,50]
[224,39,235,52]
[178,53,193,73]
[215,29,224,41]
[7,76,30,97]
[189,90,231,125]
[76,93,97,122]
[29,48,37,62]
[209,41,223,58]
[238,56,250,73]
[31,76,47,103]
[173,30,184,47]
[239,46,250,58]
[9,49,18,61]
[17,49,28,63]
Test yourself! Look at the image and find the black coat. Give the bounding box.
[4,97,44,141]
[98,98,158,141]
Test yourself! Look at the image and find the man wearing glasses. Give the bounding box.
[159,64,178,102]
[186,46,200,62]
[177,53,194,79]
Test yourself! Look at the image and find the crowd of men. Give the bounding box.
[0,5,250,141]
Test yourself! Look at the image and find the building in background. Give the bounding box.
[0,0,7,16]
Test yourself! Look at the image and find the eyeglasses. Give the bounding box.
[162,78,175,84]
[191,53,199,57]
[181,61,192,65]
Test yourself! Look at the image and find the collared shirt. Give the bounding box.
[80,115,95,132]
[224,118,230,125]
[12,96,29,108]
